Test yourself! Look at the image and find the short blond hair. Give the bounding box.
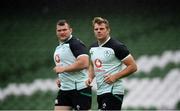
[92,17,110,29]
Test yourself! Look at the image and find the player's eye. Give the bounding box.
[100,28,105,30]
[62,29,68,31]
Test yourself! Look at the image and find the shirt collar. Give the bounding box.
[98,36,111,47]
[59,35,72,45]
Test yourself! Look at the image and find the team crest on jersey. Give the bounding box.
[104,50,113,57]
[55,54,60,63]
[95,59,102,68]
[90,50,94,55]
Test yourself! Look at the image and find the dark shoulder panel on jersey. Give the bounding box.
[66,36,88,58]
[103,38,130,60]
[89,42,98,49]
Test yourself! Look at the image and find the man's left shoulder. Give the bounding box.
[110,37,124,45]
[70,36,86,47]
[76,38,85,45]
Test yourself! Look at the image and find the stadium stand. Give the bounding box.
[0,1,179,109]
[0,51,179,109]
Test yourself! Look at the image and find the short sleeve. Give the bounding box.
[69,39,88,58]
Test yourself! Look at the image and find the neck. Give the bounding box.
[59,35,72,44]
[98,36,108,43]
[98,36,110,46]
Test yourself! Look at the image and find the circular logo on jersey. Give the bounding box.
[55,54,60,63]
[94,59,102,68]
[104,50,112,57]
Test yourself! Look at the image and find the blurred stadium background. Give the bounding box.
[0,0,179,110]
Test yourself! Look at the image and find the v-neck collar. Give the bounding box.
[59,35,72,45]
[98,37,111,47]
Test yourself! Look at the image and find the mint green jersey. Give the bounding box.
[89,37,130,95]
[54,36,88,90]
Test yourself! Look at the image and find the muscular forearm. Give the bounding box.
[64,59,88,72]
[54,55,88,73]
[86,62,95,86]
[104,55,137,84]
[114,63,137,80]
[116,54,137,79]
[88,61,95,79]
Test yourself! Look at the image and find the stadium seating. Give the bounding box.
[0,51,179,109]
[0,8,179,109]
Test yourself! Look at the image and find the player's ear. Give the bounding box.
[70,28,73,33]
[107,28,110,34]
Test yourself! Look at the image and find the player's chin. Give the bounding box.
[96,36,102,39]
[60,37,68,41]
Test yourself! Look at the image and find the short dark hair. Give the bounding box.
[57,19,71,28]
